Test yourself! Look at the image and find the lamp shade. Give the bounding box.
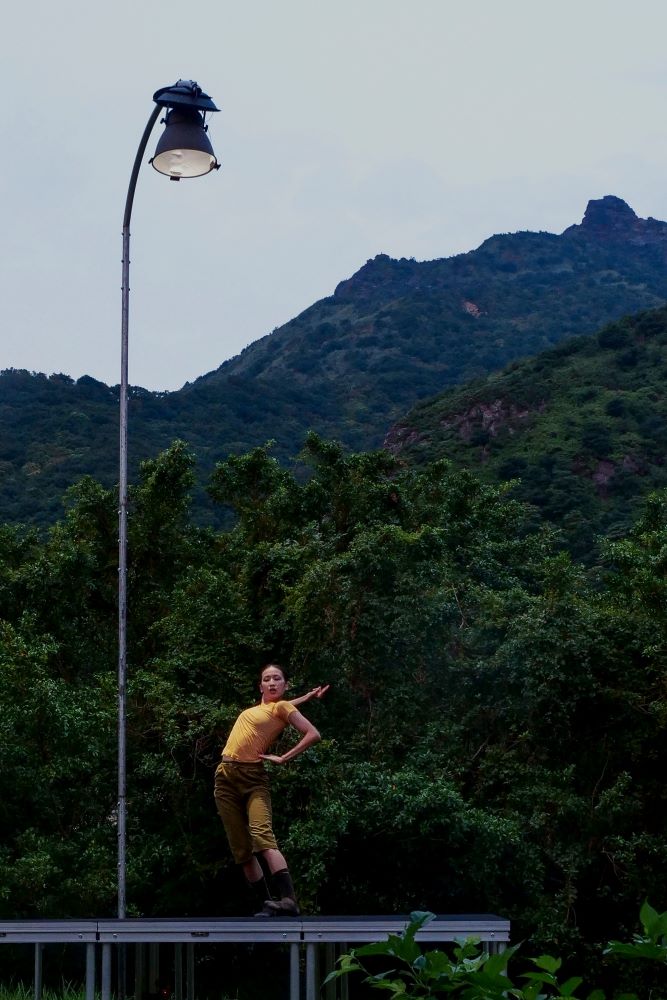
[151,108,218,180]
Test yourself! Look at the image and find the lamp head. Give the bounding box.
[150,80,220,181]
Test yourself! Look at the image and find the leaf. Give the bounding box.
[409,909,437,931]
[394,937,421,964]
[639,900,667,941]
[323,964,360,985]
[368,977,407,993]
[532,954,562,974]
[604,941,667,961]
[484,942,521,976]
[323,953,362,983]
[522,971,557,986]
[355,940,398,957]
[416,949,455,980]
[471,968,522,995]
[639,899,659,935]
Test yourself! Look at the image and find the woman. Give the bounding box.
[214,663,328,916]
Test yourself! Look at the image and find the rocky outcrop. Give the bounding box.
[564,195,667,247]
[571,452,652,498]
[437,399,542,441]
[385,398,544,454]
[384,424,425,454]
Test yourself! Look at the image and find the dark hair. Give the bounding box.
[260,662,289,682]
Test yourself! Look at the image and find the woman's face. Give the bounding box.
[259,666,288,703]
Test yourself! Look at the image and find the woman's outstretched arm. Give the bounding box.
[289,684,330,707]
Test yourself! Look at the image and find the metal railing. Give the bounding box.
[0,914,510,1000]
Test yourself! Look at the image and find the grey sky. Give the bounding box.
[3,0,667,390]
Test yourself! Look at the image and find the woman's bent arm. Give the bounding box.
[259,710,321,765]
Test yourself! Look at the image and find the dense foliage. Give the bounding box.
[327,904,667,999]
[0,436,664,988]
[388,305,667,561]
[3,197,667,528]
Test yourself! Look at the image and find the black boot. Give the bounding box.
[260,869,300,917]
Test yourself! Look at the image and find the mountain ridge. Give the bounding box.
[4,194,667,526]
[190,195,667,394]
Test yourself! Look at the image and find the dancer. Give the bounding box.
[214,663,328,916]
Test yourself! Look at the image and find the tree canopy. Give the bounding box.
[0,436,664,976]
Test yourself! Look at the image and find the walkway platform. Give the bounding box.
[0,914,510,1000]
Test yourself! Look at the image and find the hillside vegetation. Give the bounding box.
[3,196,667,995]
[387,306,667,560]
[0,439,665,997]
[3,195,667,526]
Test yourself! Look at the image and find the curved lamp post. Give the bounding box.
[118,80,219,922]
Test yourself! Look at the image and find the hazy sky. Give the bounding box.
[3,0,667,391]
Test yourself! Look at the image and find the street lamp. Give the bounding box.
[118,80,219,922]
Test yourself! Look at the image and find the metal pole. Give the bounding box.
[101,943,112,1000]
[186,943,195,1000]
[135,942,145,1000]
[85,943,96,1000]
[305,943,317,1000]
[290,942,300,1000]
[174,943,183,1000]
[324,944,336,1000]
[117,81,217,995]
[148,942,160,995]
[33,943,43,1000]
[118,103,162,927]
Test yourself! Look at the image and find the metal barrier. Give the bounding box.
[0,914,510,1000]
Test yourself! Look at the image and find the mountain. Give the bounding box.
[181,195,667,447]
[385,304,667,560]
[4,195,667,526]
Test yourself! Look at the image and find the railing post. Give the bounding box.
[101,943,112,1000]
[186,943,195,1000]
[174,943,183,1000]
[33,943,43,1000]
[148,942,159,996]
[134,943,144,1000]
[85,943,96,1000]
[290,941,300,1000]
[305,942,317,1000]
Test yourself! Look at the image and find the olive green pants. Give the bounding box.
[214,762,277,864]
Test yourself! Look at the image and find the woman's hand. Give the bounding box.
[290,684,330,707]
[261,711,322,765]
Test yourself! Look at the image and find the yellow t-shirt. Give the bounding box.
[222,700,298,762]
